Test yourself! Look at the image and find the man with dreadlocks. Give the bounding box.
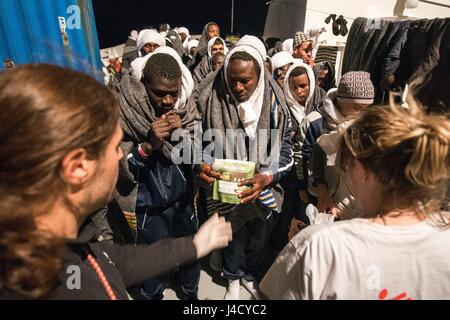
[116,47,200,300]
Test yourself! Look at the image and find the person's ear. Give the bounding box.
[61,149,96,187]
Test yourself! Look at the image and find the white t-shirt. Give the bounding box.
[260,216,450,300]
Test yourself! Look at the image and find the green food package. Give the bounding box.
[212,159,256,205]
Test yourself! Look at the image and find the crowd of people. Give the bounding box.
[0,20,449,301]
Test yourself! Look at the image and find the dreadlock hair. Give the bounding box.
[229,51,261,76]
[142,53,181,83]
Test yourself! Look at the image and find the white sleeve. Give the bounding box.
[260,239,313,300]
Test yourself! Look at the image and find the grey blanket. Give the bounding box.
[192,68,290,231]
[117,74,197,159]
[193,55,212,84]
[114,74,197,214]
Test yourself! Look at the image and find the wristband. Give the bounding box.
[138,144,151,159]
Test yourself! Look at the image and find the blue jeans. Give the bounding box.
[136,200,200,300]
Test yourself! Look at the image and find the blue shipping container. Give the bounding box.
[0,0,103,80]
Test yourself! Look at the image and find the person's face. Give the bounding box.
[208,25,220,40]
[211,44,224,56]
[145,75,181,117]
[293,42,313,64]
[142,42,160,55]
[212,56,225,71]
[317,67,330,88]
[190,47,198,57]
[88,124,124,210]
[336,101,370,118]
[289,73,310,105]
[180,32,188,42]
[275,63,292,88]
[227,59,259,103]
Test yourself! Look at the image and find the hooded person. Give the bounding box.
[193,37,228,85]
[165,29,185,57]
[196,22,221,58]
[236,35,272,73]
[188,22,221,71]
[284,60,326,130]
[137,29,166,57]
[282,38,294,55]
[266,53,305,253]
[281,62,326,233]
[271,51,296,89]
[267,40,283,57]
[178,27,191,51]
[116,47,201,300]
[192,43,294,300]
[188,40,199,58]
[313,61,337,92]
[183,39,199,65]
[294,71,375,221]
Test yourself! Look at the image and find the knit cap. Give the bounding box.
[293,31,312,48]
[337,71,375,105]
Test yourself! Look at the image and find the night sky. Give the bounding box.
[92,0,270,48]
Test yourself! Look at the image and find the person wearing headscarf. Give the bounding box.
[116,47,200,300]
[187,22,220,71]
[191,42,294,300]
[178,27,191,52]
[271,51,296,89]
[183,39,199,65]
[267,40,283,57]
[137,29,166,57]
[236,35,272,73]
[193,37,228,84]
[284,61,326,129]
[313,61,337,92]
[282,38,294,55]
[267,61,326,255]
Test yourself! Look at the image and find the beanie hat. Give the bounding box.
[337,71,375,105]
[293,31,312,48]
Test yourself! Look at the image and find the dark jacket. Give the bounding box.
[128,147,192,210]
[0,223,197,300]
[293,89,342,192]
[398,18,450,113]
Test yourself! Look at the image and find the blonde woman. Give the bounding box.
[260,100,450,300]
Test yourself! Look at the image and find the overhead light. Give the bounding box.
[405,0,419,9]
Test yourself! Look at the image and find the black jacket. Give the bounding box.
[1,223,197,300]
